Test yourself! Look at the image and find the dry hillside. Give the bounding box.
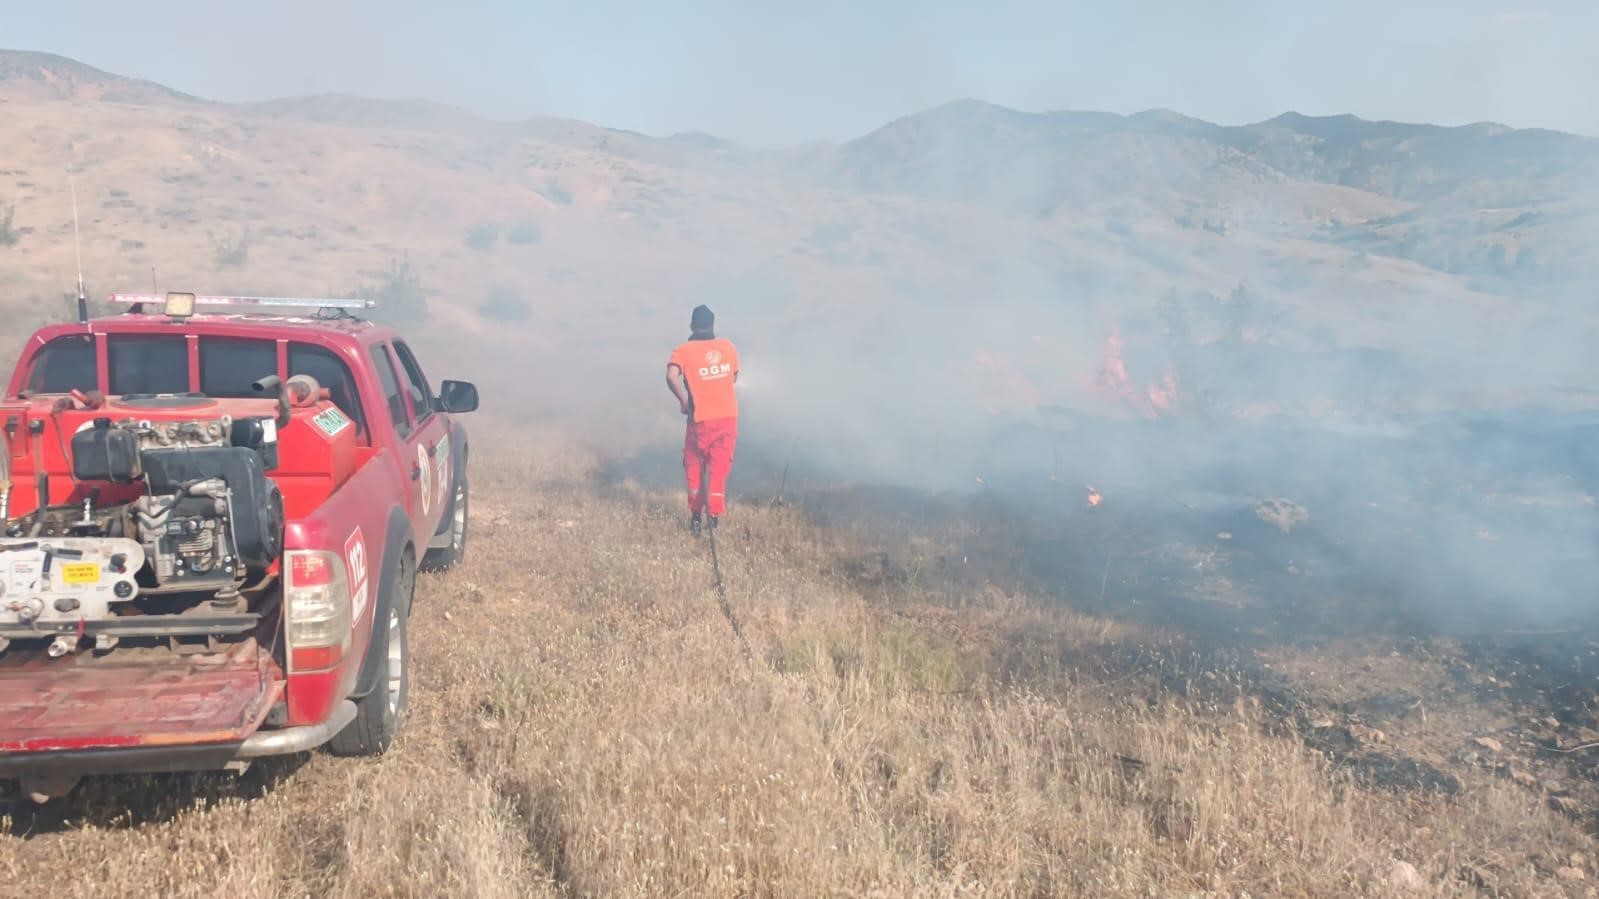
[2,50,1596,421]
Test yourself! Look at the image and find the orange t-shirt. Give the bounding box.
[669,337,740,422]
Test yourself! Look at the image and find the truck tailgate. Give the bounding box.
[0,639,280,753]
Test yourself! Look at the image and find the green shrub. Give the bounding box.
[465,222,500,250]
[479,286,530,323]
[0,206,18,248]
[212,229,250,270]
[351,255,429,324]
[538,177,573,206]
[506,221,541,245]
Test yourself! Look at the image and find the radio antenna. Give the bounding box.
[68,167,88,324]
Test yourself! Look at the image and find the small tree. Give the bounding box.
[352,255,429,324]
[212,229,251,270]
[464,222,500,250]
[539,176,573,206]
[506,221,542,245]
[1221,282,1257,344]
[0,205,18,248]
[478,286,531,323]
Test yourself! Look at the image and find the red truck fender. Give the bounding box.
[428,424,469,542]
[346,502,416,703]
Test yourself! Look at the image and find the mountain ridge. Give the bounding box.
[5,48,1593,156]
[0,48,1593,417]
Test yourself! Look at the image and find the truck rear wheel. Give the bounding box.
[421,471,468,572]
[329,551,413,757]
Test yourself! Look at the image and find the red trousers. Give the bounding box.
[684,416,738,516]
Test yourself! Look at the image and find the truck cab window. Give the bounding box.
[391,340,435,421]
[109,336,188,395]
[288,343,369,437]
[369,344,411,436]
[200,338,276,398]
[25,335,97,394]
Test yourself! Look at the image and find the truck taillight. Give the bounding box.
[284,549,351,672]
[289,553,333,586]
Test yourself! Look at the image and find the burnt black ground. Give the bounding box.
[630,405,1599,642]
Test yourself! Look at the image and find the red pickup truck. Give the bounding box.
[0,292,477,802]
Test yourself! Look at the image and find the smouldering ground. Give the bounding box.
[0,428,1595,898]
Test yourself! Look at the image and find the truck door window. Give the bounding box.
[200,337,276,397]
[369,344,412,437]
[25,335,97,395]
[288,343,369,437]
[391,340,435,422]
[108,336,188,395]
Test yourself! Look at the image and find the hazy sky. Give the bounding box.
[3,0,1594,145]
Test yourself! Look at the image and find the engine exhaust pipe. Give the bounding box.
[28,419,45,537]
[0,428,10,524]
[251,376,293,429]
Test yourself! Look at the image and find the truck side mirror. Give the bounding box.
[436,380,479,414]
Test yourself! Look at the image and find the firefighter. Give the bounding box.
[666,304,740,535]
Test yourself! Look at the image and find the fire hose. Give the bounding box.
[701,461,753,667]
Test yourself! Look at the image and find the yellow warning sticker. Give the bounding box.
[60,562,101,584]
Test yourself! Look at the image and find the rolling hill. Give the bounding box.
[0,49,1593,441]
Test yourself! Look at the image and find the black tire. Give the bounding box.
[328,552,414,757]
[420,469,468,573]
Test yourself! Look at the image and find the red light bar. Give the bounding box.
[107,293,374,310]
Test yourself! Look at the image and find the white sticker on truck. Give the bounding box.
[416,443,432,517]
[345,527,369,622]
[433,434,451,513]
[313,407,352,437]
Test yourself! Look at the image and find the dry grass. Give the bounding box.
[0,426,1593,898]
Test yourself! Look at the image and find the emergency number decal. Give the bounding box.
[433,434,451,513]
[345,527,369,622]
[313,407,352,437]
[416,443,432,517]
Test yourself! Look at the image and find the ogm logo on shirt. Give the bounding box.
[705,350,722,365]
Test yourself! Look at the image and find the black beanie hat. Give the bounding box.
[691,304,715,332]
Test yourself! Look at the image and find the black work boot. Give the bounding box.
[689,512,703,536]
[706,515,719,533]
